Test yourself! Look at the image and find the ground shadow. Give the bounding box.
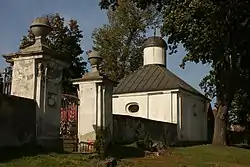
[173,141,209,148]
[105,144,145,159]
[231,144,250,150]
[0,144,69,163]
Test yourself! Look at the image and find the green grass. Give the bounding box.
[1,145,250,167]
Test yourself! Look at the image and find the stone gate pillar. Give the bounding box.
[3,17,69,150]
[72,51,117,147]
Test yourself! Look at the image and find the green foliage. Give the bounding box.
[162,0,250,145]
[92,0,161,81]
[2,145,250,166]
[20,13,87,94]
[229,90,250,128]
[162,0,250,102]
[99,0,165,11]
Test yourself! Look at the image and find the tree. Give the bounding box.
[92,0,161,81]
[99,0,164,10]
[20,13,87,94]
[229,90,250,126]
[99,0,250,145]
[164,0,250,145]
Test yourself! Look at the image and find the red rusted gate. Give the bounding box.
[60,93,79,152]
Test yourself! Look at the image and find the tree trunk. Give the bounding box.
[212,104,228,145]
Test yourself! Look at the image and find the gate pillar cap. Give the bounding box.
[88,50,102,68]
[30,17,51,38]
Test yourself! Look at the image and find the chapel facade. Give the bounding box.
[112,36,210,144]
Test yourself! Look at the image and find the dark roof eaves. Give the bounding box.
[113,87,179,95]
[113,86,210,101]
[178,87,211,101]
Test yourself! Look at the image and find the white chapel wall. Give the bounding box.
[113,90,178,124]
[113,92,148,119]
[148,92,178,123]
[179,91,208,142]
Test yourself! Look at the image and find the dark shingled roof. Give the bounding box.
[113,64,207,99]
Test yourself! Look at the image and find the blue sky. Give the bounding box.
[0,0,213,104]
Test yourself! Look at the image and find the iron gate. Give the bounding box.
[0,66,12,94]
[60,93,79,152]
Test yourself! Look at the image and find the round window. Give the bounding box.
[127,104,139,113]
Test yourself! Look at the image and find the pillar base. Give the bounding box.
[37,136,63,152]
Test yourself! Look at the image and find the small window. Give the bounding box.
[193,104,197,116]
[128,105,139,113]
[126,102,139,113]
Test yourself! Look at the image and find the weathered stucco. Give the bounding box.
[11,59,35,99]
[7,55,65,151]
[0,94,36,147]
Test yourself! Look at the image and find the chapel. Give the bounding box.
[112,36,210,143]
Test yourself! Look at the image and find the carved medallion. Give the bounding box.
[47,92,57,108]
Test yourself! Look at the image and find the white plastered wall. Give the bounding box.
[178,90,208,141]
[113,90,178,124]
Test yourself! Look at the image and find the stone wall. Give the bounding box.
[0,94,36,147]
[113,114,177,145]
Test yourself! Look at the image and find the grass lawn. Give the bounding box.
[1,145,250,167]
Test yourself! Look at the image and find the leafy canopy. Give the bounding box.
[92,0,161,81]
[99,0,165,11]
